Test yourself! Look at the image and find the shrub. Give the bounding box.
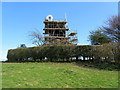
[7,42,120,64]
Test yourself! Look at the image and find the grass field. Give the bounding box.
[2,63,118,88]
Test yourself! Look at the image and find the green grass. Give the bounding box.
[2,63,118,88]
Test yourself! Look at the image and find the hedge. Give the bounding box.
[7,42,120,63]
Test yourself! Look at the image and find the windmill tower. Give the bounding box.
[43,15,70,44]
[43,15,78,44]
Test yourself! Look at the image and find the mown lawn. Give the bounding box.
[2,63,118,88]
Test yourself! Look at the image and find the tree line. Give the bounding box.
[7,42,120,64]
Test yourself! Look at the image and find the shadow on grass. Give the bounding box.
[3,60,119,71]
[75,60,119,71]
[3,60,74,63]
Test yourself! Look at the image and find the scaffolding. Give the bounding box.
[43,15,78,44]
[68,29,78,44]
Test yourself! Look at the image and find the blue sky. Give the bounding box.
[1,2,118,60]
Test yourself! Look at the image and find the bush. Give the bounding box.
[7,42,120,64]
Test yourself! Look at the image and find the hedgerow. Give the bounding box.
[7,42,120,64]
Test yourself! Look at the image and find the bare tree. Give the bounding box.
[100,15,120,42]
[29,30,44,46]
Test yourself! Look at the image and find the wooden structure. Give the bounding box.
[43,15,78,44]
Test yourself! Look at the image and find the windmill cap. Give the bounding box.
[46,15,54,21]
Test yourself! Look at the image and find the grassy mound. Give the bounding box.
[2,63,118,88]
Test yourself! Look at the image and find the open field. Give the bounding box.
[2,63,118,88]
